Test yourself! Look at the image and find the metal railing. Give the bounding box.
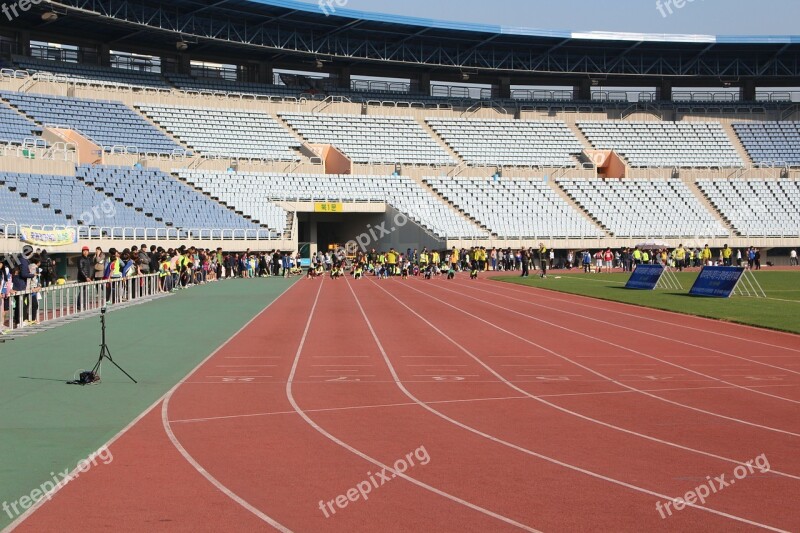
[0,224,282,241]
[1,274,162,333]
[7,65,800,107]
[0,142,77,162]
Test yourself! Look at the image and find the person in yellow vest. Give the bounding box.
[632,248,642,266]
[159,254,173,292]
[722,244,733,266]
[431,251,440,269]
[701,244,713,266]
[386,248,398,276]
[480,247,488,271]
[178,250,192,287]
[450,248,459,271]
[641,250,650,264]
[419,250,429,269]
[674,244,686,271]
[538,243,548,278]
[104,248,122,304]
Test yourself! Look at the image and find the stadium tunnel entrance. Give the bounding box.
[296,206,445,259]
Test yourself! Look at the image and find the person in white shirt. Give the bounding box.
[791,249,798,267]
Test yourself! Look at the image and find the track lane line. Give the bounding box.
[369,277,800,479]
[483,276,800,350]
[285,279,540,532]
[433,277,800,406]
[351,276,790,532]
[464,277,800,375]
[6,280,301,533]
[405,277,800,431]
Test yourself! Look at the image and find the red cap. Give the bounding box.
[82,246,90,251]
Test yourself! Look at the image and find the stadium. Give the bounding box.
[0,0,798,530]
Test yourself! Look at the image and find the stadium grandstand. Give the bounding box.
[0,0,796,260]
[1,1,800,532]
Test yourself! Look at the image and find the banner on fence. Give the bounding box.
[19,227,78,247]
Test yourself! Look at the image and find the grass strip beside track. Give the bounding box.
[495,270,800,334]
[0,278,297,530]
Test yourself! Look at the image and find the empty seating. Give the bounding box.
[137,104,300,161]
[1,92,185,154]
[578,121,743,167]
[423,176,604,238]
[426,118,583,167]
[0,180,70,229]
[280,113,455,165]
[159,171,288,233]
[697,179,800,237]
[733,122,800,166]
[557,178,729,238]
[76,166,276,237]
[14,56,171,89]
[0,101,43,145]
[0,171,164,238]
[178,171,487,239]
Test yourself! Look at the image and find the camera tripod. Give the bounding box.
[91,307,137,383]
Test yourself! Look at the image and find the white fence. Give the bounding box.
[0,224,281,241]
[1,274,162,333]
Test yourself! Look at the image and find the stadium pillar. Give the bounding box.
[576,79,592,100]
[740,80,757,102]
[657,80,672,101]
[16,30,30,57]
[176,53,191,75]
[97,44,111,67]
[497,77,512,99]
[335,67,351,89]
[258,61,274,85]
[309,219,318,257]
[413,72,431,95]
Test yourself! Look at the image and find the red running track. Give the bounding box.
[10,274,800,532]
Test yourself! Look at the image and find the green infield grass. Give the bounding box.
[494,269,800,334]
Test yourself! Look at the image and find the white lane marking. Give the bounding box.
[432,280,800,408]
[285,280,540,531]
[161,282,303,532]
[379,279,800,472]
[482,278,800,350]
[356,278,792,531]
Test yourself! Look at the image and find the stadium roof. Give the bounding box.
[4,0,800,84]
[254,0,800,45]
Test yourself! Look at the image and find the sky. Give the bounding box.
[293,0,799,36]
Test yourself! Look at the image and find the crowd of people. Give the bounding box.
[2,241,793,333]
[303,243,780,283]
[306,245,549,280]
[1,244,305,332]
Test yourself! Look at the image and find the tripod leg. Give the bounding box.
[101,347,138,384]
